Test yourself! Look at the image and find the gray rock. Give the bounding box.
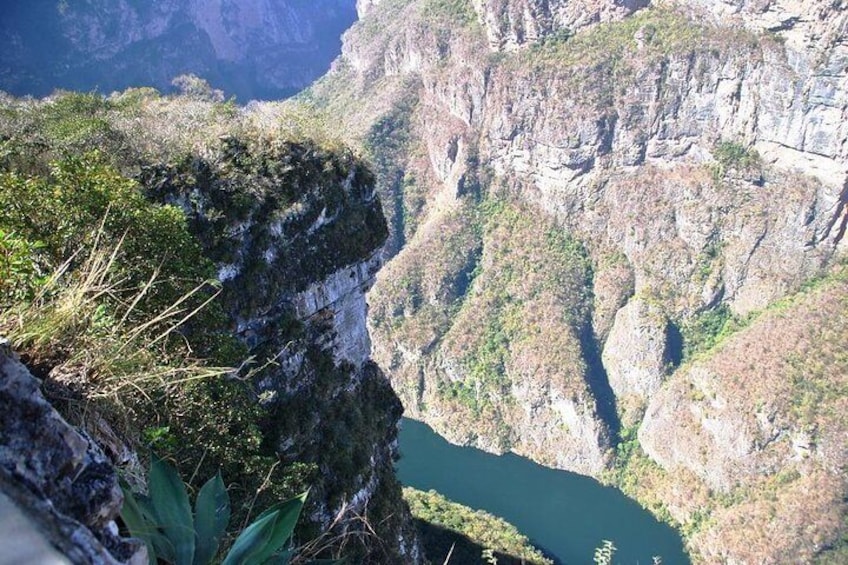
[602,298,671,423]
[294,252,383,368]
[0,343,143,564]
[470,0,650,51]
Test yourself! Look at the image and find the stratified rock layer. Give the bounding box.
[310,0,848,560]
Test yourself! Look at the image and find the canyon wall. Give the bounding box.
[306,0,848,561]
[0,93,422,562]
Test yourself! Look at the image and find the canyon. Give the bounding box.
[0,0,846,562]
[0,0,357,101]
[303,0,848,561]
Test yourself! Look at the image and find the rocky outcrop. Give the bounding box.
[0,0,357,101]
[142,136,421,563]
[356,0,383,18]
[471,0,650,50]
[294,253,383,368]
[477,5,846,314]
[0,340,143,564]
[638,272,848,563]
[368,198,614,477]
[601,297,671,425]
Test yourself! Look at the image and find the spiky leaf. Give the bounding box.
[120,483,176,564]
[261,549,294,565]
[221,509,279,565]
[194,471,230,565]
[222,491,307,565]
[150,456,195,565]
[120,482,158,565]
[248,492,308,564]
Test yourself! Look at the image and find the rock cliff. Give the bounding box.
[0,340,143,564]
[140,135,422,563]
[0,0,357,101]
[304,0,848,560]
[0,92,422,562]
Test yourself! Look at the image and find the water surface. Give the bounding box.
[397,418,689,565]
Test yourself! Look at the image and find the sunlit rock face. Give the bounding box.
[310,0,848,560]
[0,0,357,101]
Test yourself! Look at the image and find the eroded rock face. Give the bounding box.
[638,275,848,562]
[294,253,383,368]
[322,0,848,560]
[471,0,650,50]
[356,0,383,18]
[601,298,671,424]
[478,11,847,313]
[0,341,143,564]
[144,139,422,563]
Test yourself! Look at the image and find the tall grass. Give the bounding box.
[0,228,230,402]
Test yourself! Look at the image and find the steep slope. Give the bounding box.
[636,269,848,563]
[0,91,421,563]
[300,0,848,560]
[0,0,357,101]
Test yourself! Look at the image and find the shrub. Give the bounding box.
[0,152,215,323]
[403,487,552,564]
[680,305,747,359]
[0,229,45,307]
[712,141,761,180]
[713,141,760,170]
[593,540,616,565]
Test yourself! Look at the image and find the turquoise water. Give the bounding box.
[397,418,689,565]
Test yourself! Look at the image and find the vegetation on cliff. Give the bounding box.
[0,87,408,561]
[297,0,848,561]
[403,487,553,564]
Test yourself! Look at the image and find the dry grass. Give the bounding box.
[625,266,848,562]
[0,230,231,404]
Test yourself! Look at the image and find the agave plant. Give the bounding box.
[121,456,308,565]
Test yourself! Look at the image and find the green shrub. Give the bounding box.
[713,141,760,170]
[0,229,45,307]
[403,487,552,564]
[0,152,215,323]
[419,0,476,26]
[680,305,747,359]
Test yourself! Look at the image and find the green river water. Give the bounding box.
[397,418,690,565]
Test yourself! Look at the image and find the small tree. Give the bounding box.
[171,74,225,103]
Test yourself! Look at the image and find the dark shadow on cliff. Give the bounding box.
[665,321,684,369]
[579,325,621,443]
[415,520,557,565]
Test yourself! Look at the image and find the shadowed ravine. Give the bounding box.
[580,324,622,443]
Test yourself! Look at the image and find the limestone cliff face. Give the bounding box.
[637,273,848,563]
[294,253,382,368]
[311,0,848,560]
[471,0,649,50]
[0,0,356,101]
[143,137,421,563]
[601,298,671,425]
